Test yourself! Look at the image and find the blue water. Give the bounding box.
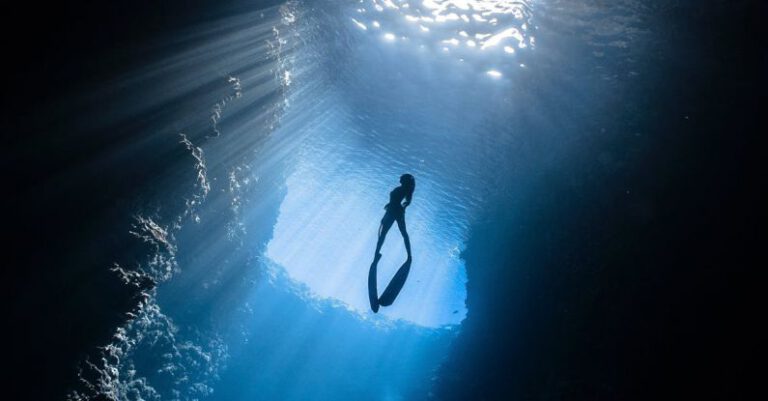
[66,1,653,400]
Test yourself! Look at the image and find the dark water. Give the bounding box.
[5,1,763,400]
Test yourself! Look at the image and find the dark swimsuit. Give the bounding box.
[384,186,407,217]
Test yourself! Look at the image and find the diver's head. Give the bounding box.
[400,173,415,187]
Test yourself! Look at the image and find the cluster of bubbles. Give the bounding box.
[349,0,536,77]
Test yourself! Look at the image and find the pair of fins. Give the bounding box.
[368,253,412,313]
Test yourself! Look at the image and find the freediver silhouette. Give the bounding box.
[368,174,415,313]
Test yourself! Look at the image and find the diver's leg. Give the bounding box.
[395,214,412,260]
[375,214,395,257]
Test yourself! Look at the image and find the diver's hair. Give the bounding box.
[400,174,415,199]
[400,173,415,186]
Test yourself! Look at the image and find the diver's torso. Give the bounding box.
[385,187,406,212]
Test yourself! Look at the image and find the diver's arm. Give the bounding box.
[402,190,412,208]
